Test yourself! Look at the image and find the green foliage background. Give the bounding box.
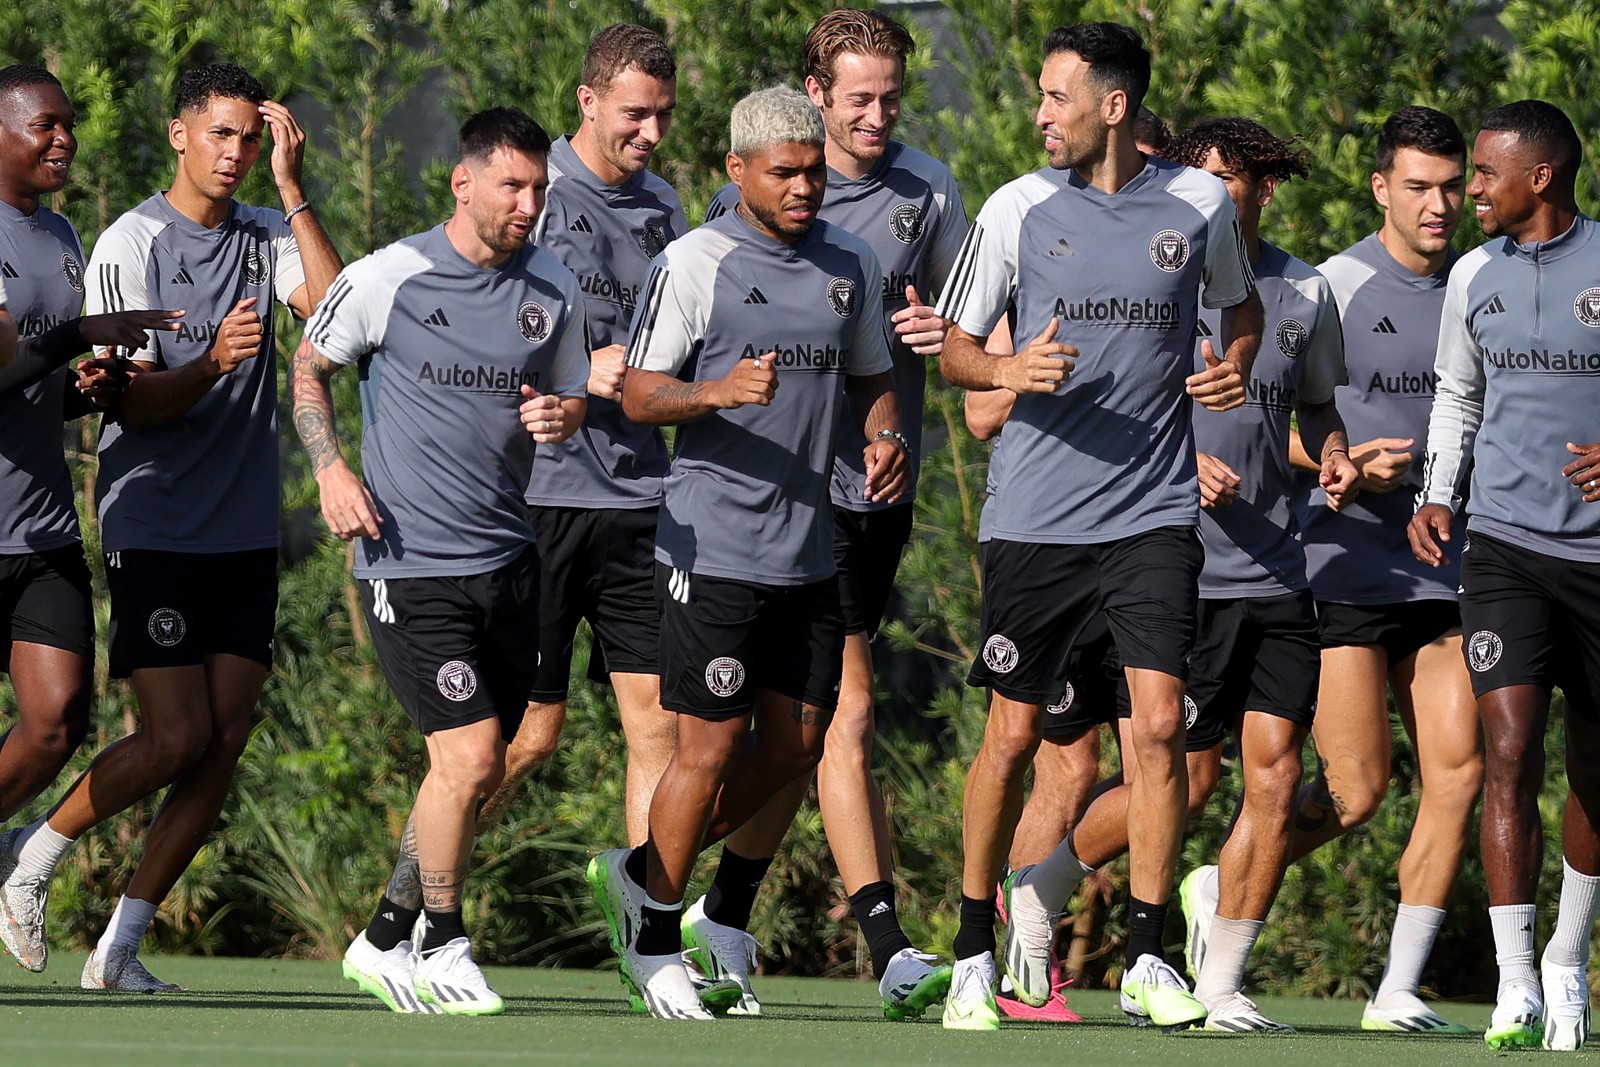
[1,0,1596,998]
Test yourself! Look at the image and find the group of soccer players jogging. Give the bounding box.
[0,7,1596,1051]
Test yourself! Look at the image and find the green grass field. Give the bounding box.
[2,955,1508,1066]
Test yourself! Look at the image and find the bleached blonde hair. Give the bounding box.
[730,85,824,158]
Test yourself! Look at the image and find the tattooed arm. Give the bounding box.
[292,336,381,541]
[621,354,779,426]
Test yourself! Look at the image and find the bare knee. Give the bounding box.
[1244,747,1303,817]
[982,705,1043,780]
[1186,751,1222,818]
[147,717,213,779]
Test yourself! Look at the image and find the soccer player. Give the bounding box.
[935,23,1262,1031]
[686,8,965,1018]
[299,108,588,1016]
[1409,100,1600,1052]
[0,63,182,870]
[589,85,908,1021]
[0,63,340,992]
[1205,106,1476,1035]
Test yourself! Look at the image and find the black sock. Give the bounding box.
[420,907,467,953]
[624,844,648,886]
[850,881,914,979]
[703,848,773,931]
[637,902,682,956]
[365,894,421,952]
[1126,896,1168,968]
[952,894,997,962]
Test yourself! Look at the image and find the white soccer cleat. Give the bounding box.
[1178,864,1218,981]
[941,951,1000,1031]
[1119,953,1206,1029]
[0,828,49,973]
[1000,866,1059,1007]
[1486,980,1544,1050]
[1542,961,1590,1051]
[342,933,441,1014]
[622,945,714,1021]
[682,897,761,1016]
[80,945,182,993]
[1202,991,1295,1032]
[879,947,953,1021]
[1360,992,1468,1034]
[412,937,505,1016]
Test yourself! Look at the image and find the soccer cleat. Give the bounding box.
[681,897,762,1016]
[1202,991,1295,1032]
[587,849,649,1003]
[996,969,1083,1023]
[1000,865,1060,1007]
[80,946,182,993]
[1542,961,1590,1051]
[1485,980,1544,1050]
[412,937,505,1016]
[942,952,1001,1031]
[342,933,440,1014]
[1120,953,1207,1029]
[690,968,746,1015]
[879,947,954,1021]
[0,828,49,973]
[622,945,713,1021]
[1178,864,1217,981]
[1360,993,1469,1034]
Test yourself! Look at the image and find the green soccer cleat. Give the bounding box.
[880,948,953,1021]
[1485,981,1544,1050]
[1120,953,1206,1029]
[942,952,1001,1032]
[1178,864,1217,982]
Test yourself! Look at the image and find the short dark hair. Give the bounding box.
[1481,99,1581,187]
[581,23,675,95]
[1171,117,1310,184]
[1042,22,1150,117]
[458,107,552,166]
[0,64,63,101]
[1376,106,1466,173]
[173,63,266,118]
[1133,106,1172,156]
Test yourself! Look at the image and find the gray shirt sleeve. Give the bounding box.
[847,244,894,376]
[1167,167,1255,310]
[1293,271,1348,406]
[305,246,428,365]
[937,174,1053,337]
[85,218,160,356]
[627,242,715,376]
[926,167,969,295]
[545,264,591,396]
[1421,250,1491,511]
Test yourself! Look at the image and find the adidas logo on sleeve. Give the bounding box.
[1372,316,1397,334]
[743,287,768,305]
[569,214,593,234]
[423,308,451,328]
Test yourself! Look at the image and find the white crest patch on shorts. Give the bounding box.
[148,607,186,647]
[1183,695,1200,729]
[705,656,746,698]
[436,660,478,702]
[1150,229,1190,272]
[1466,630,1504,673]
[982,634,1019,674]
[1047,682,1076,715]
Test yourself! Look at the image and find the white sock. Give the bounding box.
[1192,916,1263,1008]
[1372,903,1445,1005]
[1490,904,1539,990]
[12,819,75,883]
[96,896,158,957]
[1019,832,1094,911]
[1545,860,1600,968]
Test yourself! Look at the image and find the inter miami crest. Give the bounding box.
[148,607,186,647]
[436,660,478,702]
[1275,318,1309,358]
[1183,695,1200,729]
[704,656,745,698]
[1149,229,1190,273]
[517,300,552,343]
[61,254,84,293]
[982,634,1018,674]
[242,245,268,286]
[889,203,925,244]
[1047,682,1076,715]
[1575,287,1600,328]
[1466,630,1503,672]
[827,277,857,318]
[638,222,669,259]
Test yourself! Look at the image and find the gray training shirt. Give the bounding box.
[627,211,893,585]
[307,225,589,578]
[88,194,306,553]
[528,135,686,509]
[1194,241,1346,597]
[938,158,1256,543]
[0,200,87,553]
[1422,213,1600,563]
[707,142,967,510]
[1297,233,1465,603]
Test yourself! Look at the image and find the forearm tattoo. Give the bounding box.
[291,340,343,474]
[385,818,423,910]
[645,379,712,420]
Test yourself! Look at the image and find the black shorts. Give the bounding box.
[360,547,541,741]
[528,505,660,701]
[105,548,277,678]
[1177,591,1320,750]
[0,545,94,670]
[656,564,845,720]
[1041,613,1121,740]
[1459,533,1600,713]
[969,527,1203,703]
[1316,598,1462,665]
[834,503,914,638]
